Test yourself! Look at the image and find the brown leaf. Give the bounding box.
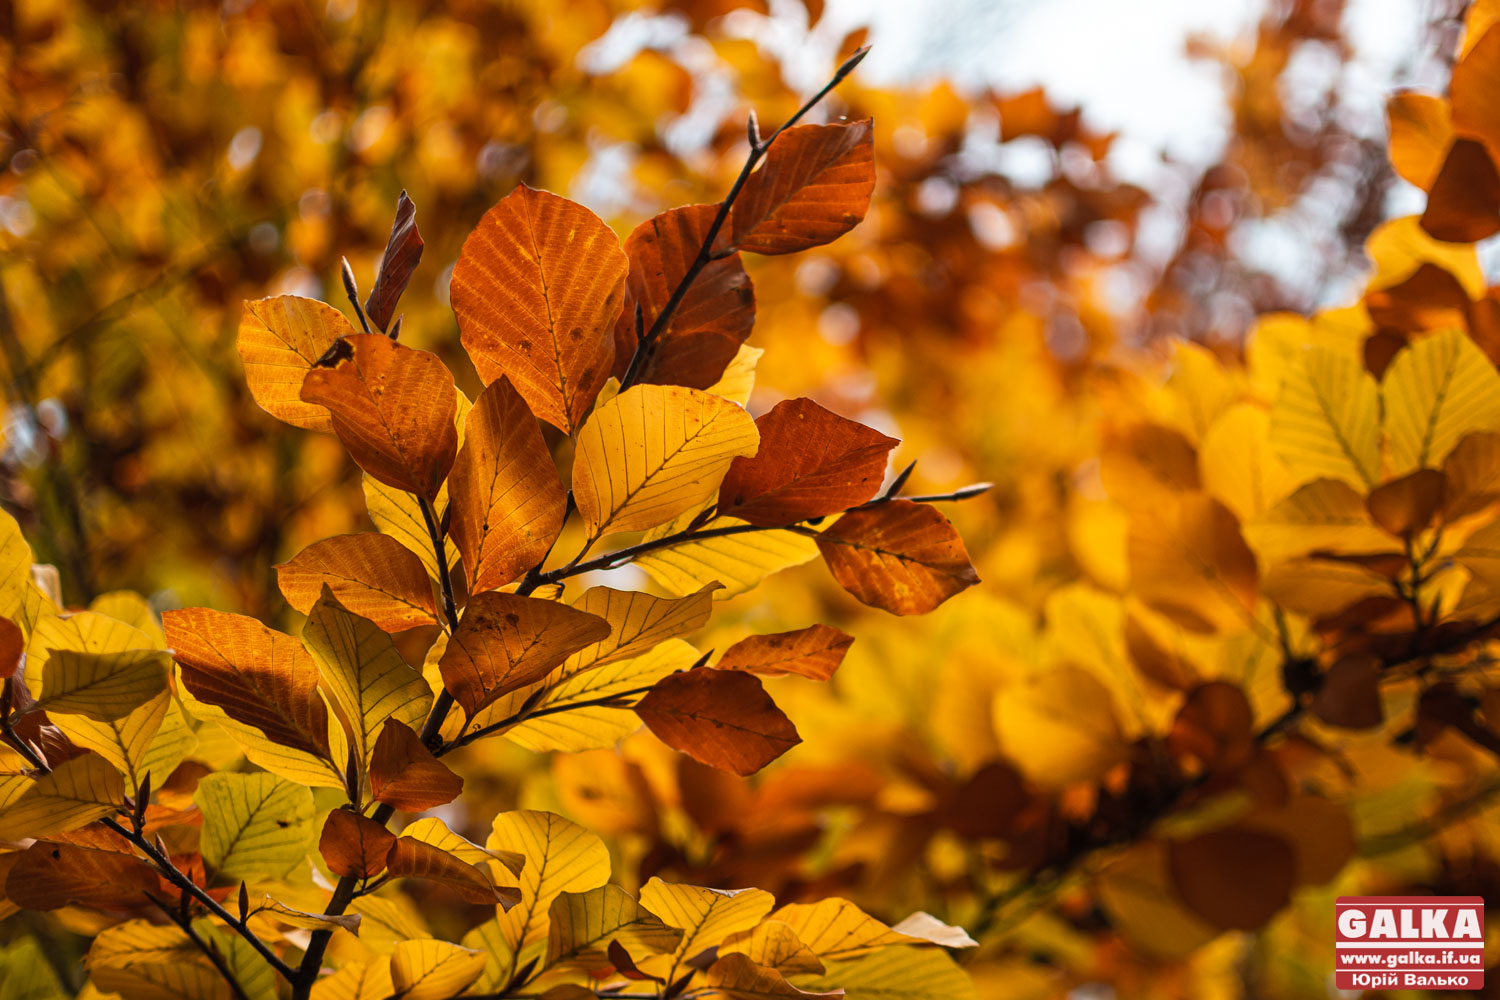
[706,953,841,998]
[614,204,756,388]
[0,615,21,680]
[634,668,800,776]
[237,295,357,432]
[370,719,463,812]
[1168,682,1254,771]
[1366,469,1445,537]
[300,334,458,500]
[276,533,440,632]
[718,398,897,526]
[451,184,628,433]
[1311,657,1383,729]
[815,500,978,615]
[448,377,566,595]
[364,190,424,333]
[1167,828,1295,931]
[1420,138,1500,243]
[716,624,853,681]
[163,608,332,759]
[320,809,396,879]
[730,120,876,254]
[5,841,159,912]
[385,837,517,906]
[439,591,613,718]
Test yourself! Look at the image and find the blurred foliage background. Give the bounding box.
[5,0,1496,996]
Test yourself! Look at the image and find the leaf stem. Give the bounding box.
[618,46,869,390]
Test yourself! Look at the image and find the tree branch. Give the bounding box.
[439,685,658,754]
[149,894,252,1000]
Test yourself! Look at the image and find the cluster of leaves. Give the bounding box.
[0,52,998,1000]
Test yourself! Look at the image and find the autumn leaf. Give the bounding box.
[451,184,627,433]
[815,500,978,615]
[1381,327,1500,474]
[639,878,775,973]
[438,591,611,718]
[33,647,171,721]
[369,719,463,812]
[0,756,124,841]
[5,840,158,912]
[718,922,824,976]
[1268,345,1380,489]
[1388,92,1453,190]
[572,384,759,537]
[276,533,441,632]
[300,334,459,500]
[729,120,876,254]
[237,295,357,432]
[385,837,517,906]
[363,190,424,334]
[448,377,567,595]
[196,771,316,882]
[320,809,396,879]
[1421,138,1500,242]
[718,398,897,526]
[717,624,853,681]
[636,514,819,599]
[615,204,756,388]
[1166,828,1295,931]
[389,940,488,1000]
[634,668,801,775]
[545,884,683,972]
[563,585,716,675]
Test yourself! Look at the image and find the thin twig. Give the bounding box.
[150,894,252,1000]
[439,685,657,754]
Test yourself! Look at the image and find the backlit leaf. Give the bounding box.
[771,899,932,961]
[448,377,567,595]
[635,668,800,775]
[562,586,715,676]
[1268,345,1380,489]
[237,295,356,432]
[717,624,853,681]
[816,501,978,615]
[320,809,396,879]
[310,961,393,1000]
[545,884,683,971]
[636,514,819,599]
[5,839,157,911]
[35,647,170,721]
[300,334,458,500]
[729,120,876,254]
[389,940,487,1000]
[277,534,441,632]
[707,953,840,998]
[387,838,518,906]
[451,184,627,433]
[0,756,123,841]
[796,945,979,1000]
[1388,92,1453,190]
[196,771,316,882]
[718,921,824,976]
[1381,327,1500,474]
[639,878,774,970]
[572,384,759,537]
[369,719,463,812]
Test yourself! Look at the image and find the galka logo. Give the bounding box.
[1336,896,1485,990]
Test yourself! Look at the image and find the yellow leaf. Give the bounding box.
[0,512,53,640]
[1243,479,1393,564]
[994,665,1128,787]
[770,899,935,961]
[53,691,195,791]
[25,611,156,700]
[545,884,683,971]
[350,895,433,956]
[707,344,764,406]
[302,589,432,772]
[1268,345,1380,489]
[1164,340,1236,442]
[85,921,197,969]
[1366,215,1485,299]
[572,384,758,538]
[236,295,356,432]
[1382,328,1500,474]
[90,961,229,1000]
[0,755,123,842]
[706,953,840,998]
[88,592,166,647]
[311,961,394,1000]
[719,921,824,976]
[362,475,459,589]
[195,772,316,882]
[388,940,487,1000]
[485,811,610,983]
[636,514,819,599]
[562,586,715,676]
[1198,403,1297,521]
[35,647,171,721]
[796,943,979,1000]
[397,817,525,879]
[639,878,774,976]
[1260,558,1391,618]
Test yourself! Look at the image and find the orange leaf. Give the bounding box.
[364,190,424,334]
[276,533,440,632]
[385,837,516,906]
[1366,469,1445,537]
[634,668,800,776]
[451,184,627,433]
[718,398,897,526]
[1166,828,1295,931]
[716,624,853,681]
[5,841,159,912]
[300,334,458,500]
[163,608,332,759]
[439,592,612,718]
[1387,93,1453,190]
[1452,24,1500,156]
[729,120,875,255]
[1420,138,1500,243]
[237,295,356,432]
[815,500,978,615]
[370,719,463,812]
[448,378,566,595]
[614,204,755,388]
[320,809,396,879]
[0,615,20,679]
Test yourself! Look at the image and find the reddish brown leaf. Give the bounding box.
[448,377,567,595]
[370,719,463,812]
[163,608,332,759]
[718,398,897,526]
[300,334,458,500]
[5,841,159,912]
[1366,469,1445,537]
[1311,657,1383,729]
[439,591,613,718]
[0,615,21,680]
[815,500,978,615]
[276,533,440,632]
[614,204,756,388]
[634,668,801,776]
[385,837,516,906]
[1420,138,1500,243]
[320,809,396,879]
[1167,682,1254,771]
[716,624,853,681]
[364,190,424,334]
[1167,828,1295,931]
[730,120,876,254]
[451,184,628,433]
